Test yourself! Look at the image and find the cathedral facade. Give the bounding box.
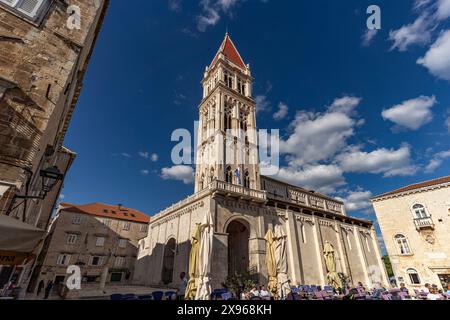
[133,34,389,290]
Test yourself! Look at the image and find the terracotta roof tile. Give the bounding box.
[59,202,150,223]
[211,33,246,70]
[373,176,450,199]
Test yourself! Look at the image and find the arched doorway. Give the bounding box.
[161,238,176,284]
[227,220,250,276]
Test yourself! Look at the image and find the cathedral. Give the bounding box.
[133,34,389,290]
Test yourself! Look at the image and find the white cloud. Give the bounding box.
[280,96,361,166]
[273,164,346,194]
[140,169,150,176]
[414,0,432,10]
[273,102,288,120]
[197,7,220,31]
[362,29,378,47]
[425,149,450,172]
[139,151,149,159]
[120,153,131,158]
[335,189,374,214]
[381,95,437,130]
[389,15,432,51]
[327,96,361,114]
[417,30,450,81]
[59,194,65,200]
[161,165,195,184]
[437,0,450,20]
[151,153,159,162]
[168,0,182,12]
[337,145,418,177]
[255,95,271,113]
[197,0,240,32]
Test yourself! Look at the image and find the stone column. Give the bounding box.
[99,266,109,289]
[370,227,390,288]
[285,209,302,285]
[312,215,326,286]
[353,225,371,287]
[211,232,228,289]
[334,221,349,275]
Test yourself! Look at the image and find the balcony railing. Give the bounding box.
[210,180,267,202]
[414,216,435,231]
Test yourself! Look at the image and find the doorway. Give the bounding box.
[161,238,176,284]
[227,220,250,276]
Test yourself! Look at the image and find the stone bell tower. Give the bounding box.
[194,33,260,193]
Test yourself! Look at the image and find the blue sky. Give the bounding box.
[61,0,450,248]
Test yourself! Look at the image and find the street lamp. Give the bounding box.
[5,166,64,218]
[40,166,64,195]
[15,166,64,200]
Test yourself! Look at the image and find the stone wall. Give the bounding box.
[135,190,389,291]
[0,0,108,223]
[373,185,450,290]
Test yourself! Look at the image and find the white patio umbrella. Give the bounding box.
[0,214,46,265]
[274,224,291,299]
[195,210,214,300]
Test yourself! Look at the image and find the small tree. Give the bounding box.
[382,255,394,278]
[223,271,256,299]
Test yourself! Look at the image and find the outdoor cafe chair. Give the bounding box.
[110,294,123,301]
[381,293,393,300]
[211,288,228,300]
[164,291,177,300]
[324,286,334,294]
[152,291,164,301]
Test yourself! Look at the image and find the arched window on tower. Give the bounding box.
[200,174,205,190]
[211,105,216,129]
[243,170,250,189]
[224,70,233,88]
[202,110,208,140]
[224,103,232,132]
[394,234,411,255]
[225,166,233,184]
[239,109,248,133]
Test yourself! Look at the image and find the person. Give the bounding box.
[177,272,188,300]
[399,283,409,293]
[240,290,250,300]
[357,282,366,292]
[37,280,45,297]
[259,285,270,299]
[249,286,260,299]
[446,284,450,295]
[423,283,431,293]
[426,287,442,300]
[44,280,53,300]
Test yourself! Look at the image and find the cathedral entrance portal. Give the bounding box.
[227,220,250,276]
[161,238,176,284]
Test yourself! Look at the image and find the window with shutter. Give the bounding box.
[16,0,44,17]
[0,0,50,21]
[0,0,19,7]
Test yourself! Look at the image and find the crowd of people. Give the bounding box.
[240,285,272,300]
[175,271,450,301]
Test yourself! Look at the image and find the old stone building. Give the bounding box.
[372,176,450,291]
[0,0,108,298]
[134,34,389,290]
[28,202,149,298]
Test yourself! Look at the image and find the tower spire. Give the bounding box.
[210,33,246,70]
